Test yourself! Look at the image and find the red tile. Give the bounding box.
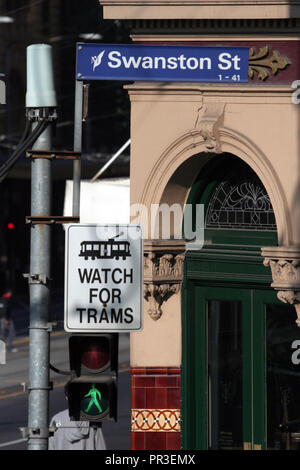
[132,432,146,450]
[131,367,146,375]
[145,432,167,450]
[167,367,181,375]
[146,367,168,375]
[167,388,180,408]
[132,387,146,408]
[155,376,177,387]
[166,432,181,450]
[146,387,168,408]
[135,376,156,387]
[132,367,181,375]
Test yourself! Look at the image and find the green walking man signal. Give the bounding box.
[67,334,118,422]
[84,384,102,413]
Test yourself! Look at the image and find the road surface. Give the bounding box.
[0,330,131,450]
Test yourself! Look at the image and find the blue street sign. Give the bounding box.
[76,43,249,83]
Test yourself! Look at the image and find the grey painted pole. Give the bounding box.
[73,79,83,217]
[26,44,57,450]
[27,124,52,450]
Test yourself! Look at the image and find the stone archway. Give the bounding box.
[138,122,291,246]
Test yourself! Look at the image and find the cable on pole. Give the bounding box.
[0,119,49,182]
[49,363,71,376]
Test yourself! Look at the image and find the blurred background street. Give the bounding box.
[0,298,131,450]
[0,0,132,451]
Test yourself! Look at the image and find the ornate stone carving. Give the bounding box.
[249,45,291,81]
[262,246,300,327]
[144,240,185,320]
[194,103,225,154]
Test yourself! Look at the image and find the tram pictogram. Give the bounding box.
[79,233,131,261]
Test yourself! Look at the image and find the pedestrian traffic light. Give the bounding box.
[66,333,118,422]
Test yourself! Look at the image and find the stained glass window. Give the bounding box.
[205,167,276,230]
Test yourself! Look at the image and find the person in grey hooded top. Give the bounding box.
[48,409,106,450]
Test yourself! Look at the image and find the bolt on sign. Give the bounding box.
[64,224,143,332]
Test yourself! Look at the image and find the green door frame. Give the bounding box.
[181,245,284,450]
[181,154,280,449]
[194,285,252,450]
[181,268,284,450]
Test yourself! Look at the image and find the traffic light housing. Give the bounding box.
[67,333,118,422]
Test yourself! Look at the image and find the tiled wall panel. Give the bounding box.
[131,367,181,450]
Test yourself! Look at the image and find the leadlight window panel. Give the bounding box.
[206,176,276,231]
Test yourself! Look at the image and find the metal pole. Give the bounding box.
[27,123,52,450]
[25,43,57,451]
[73,79,83,217]
[90,138,131,182]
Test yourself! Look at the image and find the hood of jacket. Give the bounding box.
[53,410,90,443]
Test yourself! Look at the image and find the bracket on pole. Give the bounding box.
[25,216,79,224]
[28,323,54,332]
[26,150,81,160]
[23,273,51,286]
[27,381,53,392]
[20,424,57,439]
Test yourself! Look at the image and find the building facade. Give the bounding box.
[99,0,300,450]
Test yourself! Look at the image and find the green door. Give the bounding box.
[182,283,300,450]
[255,290,300,450]
[182,154,300,450]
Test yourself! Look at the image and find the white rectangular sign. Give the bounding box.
[64,224,143,332]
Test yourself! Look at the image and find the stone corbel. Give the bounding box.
[144,240,186,321]
[262,246,300,327]
[194,103,225,153]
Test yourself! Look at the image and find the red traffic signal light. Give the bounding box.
[67,334,118,423]
[81,340,108,371]
[7,222,15,230]
[76,336,110,373]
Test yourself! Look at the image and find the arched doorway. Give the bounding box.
[182,154,300,450]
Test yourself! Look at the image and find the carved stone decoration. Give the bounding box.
[262,246,300,327]
[194,103,225,154]
[144,240,185,320]
[249,45,291,81]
